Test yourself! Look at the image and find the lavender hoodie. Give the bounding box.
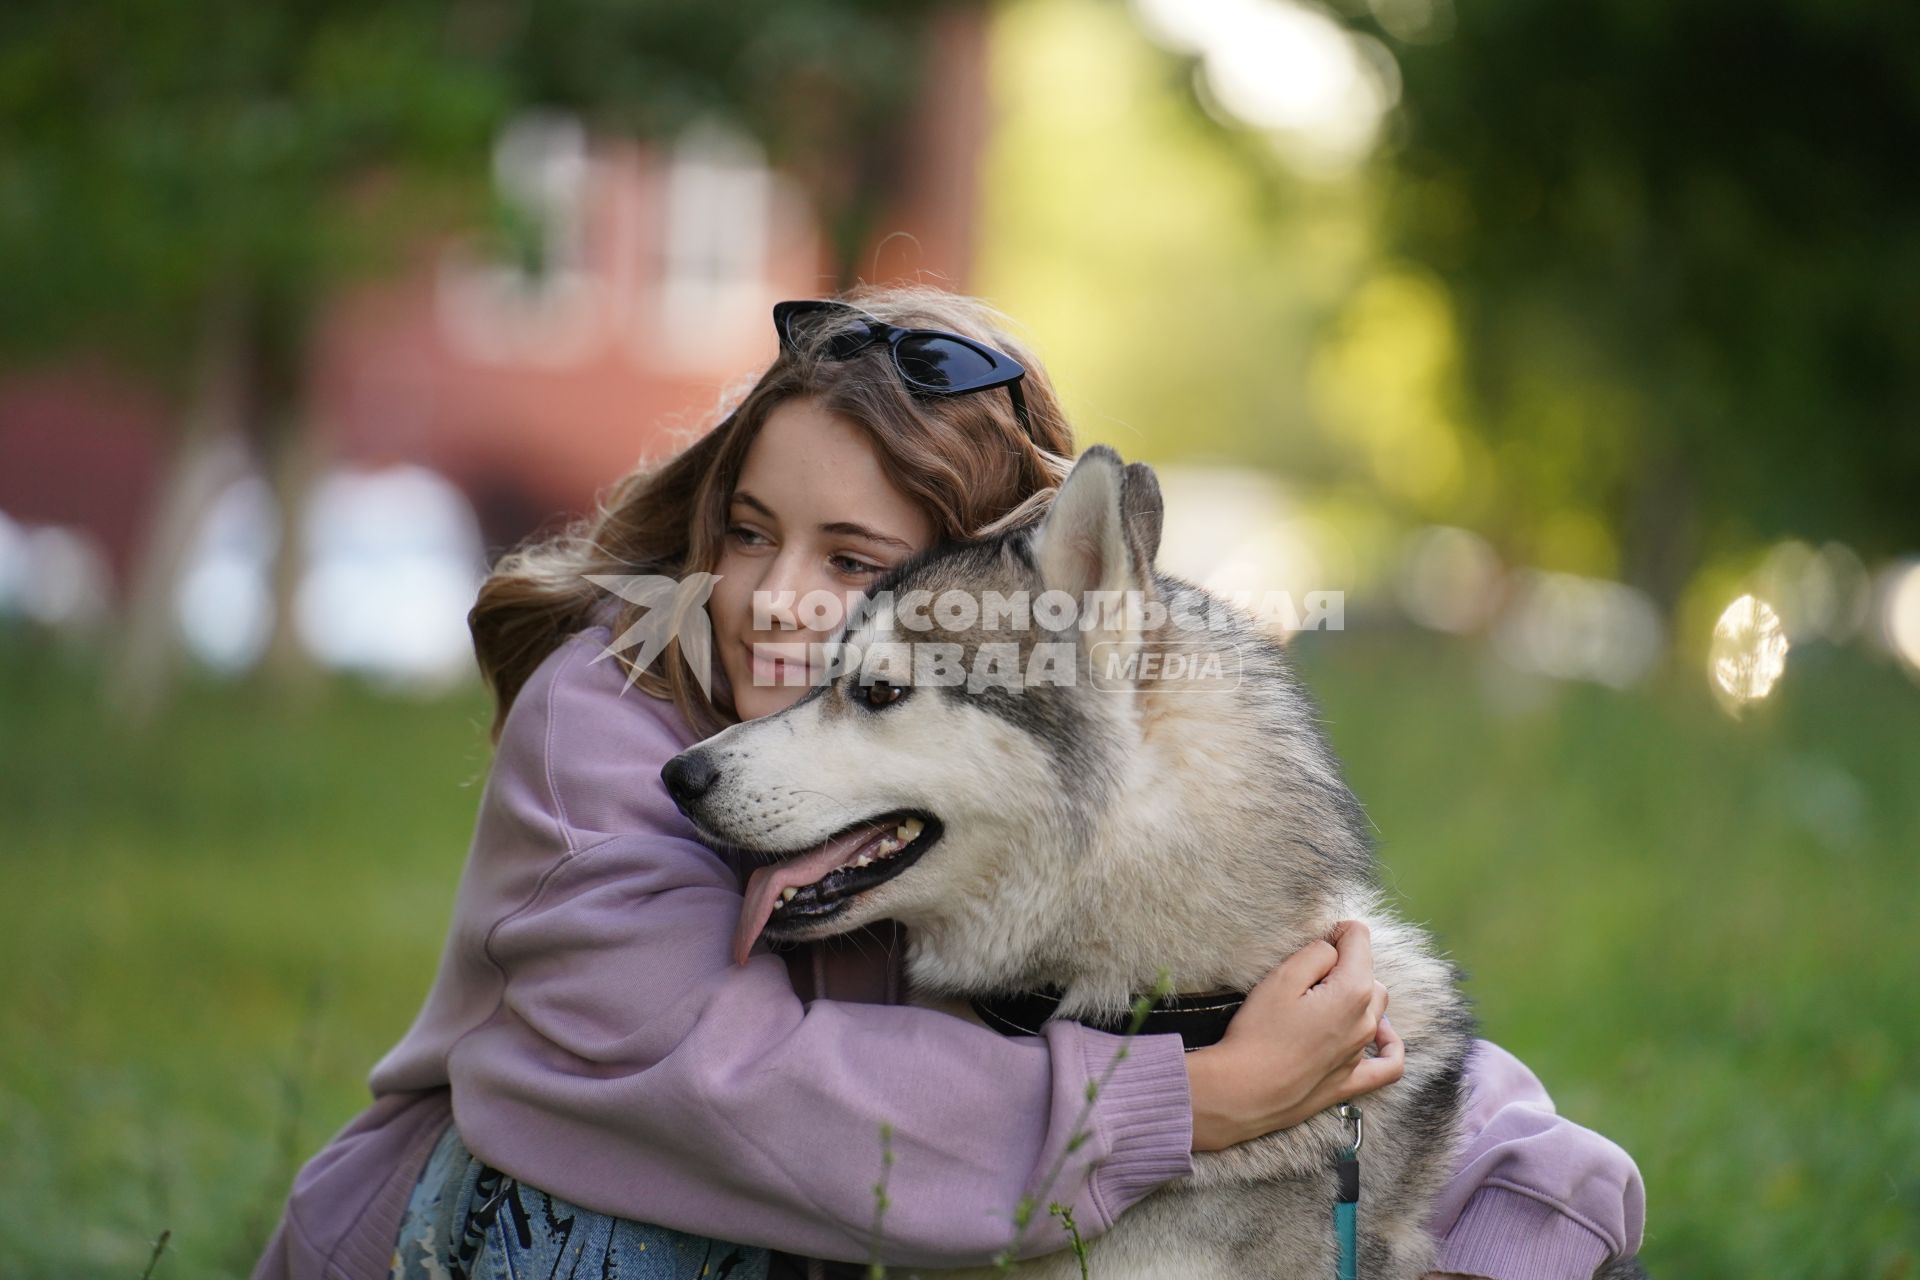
[252,610,1645,1280]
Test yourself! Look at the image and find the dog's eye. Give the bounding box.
[861,680,907,709]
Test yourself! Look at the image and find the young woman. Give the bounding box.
[253,285,1643,1280]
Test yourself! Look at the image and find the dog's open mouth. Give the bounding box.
[732,810,942,964]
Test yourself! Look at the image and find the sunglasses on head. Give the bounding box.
[773,299,1032,436]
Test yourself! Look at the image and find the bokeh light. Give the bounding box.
[174,474,278,674]
[1709,593,1791,707]
[1394,524,1504,633]
[1754,539,1871,643]
[0,510,113,633]
[1874,560,1920,680]
[1491,569,1664,689]
[1133,0,1399,173]
[294,466,487,691]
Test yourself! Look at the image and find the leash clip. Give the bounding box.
[1336,1102,1364,1154]
[1332,1104,1362,1280]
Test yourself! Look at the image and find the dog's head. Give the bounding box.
[661,446,1213,965]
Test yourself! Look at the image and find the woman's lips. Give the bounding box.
[745,640,812,687]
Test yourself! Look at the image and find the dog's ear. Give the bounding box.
[1033,445,1133,599]
[1031,446,1156,668]
[1119,461,1163,570]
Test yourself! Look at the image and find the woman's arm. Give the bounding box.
[429,629,1195,1268]
[1422,1039,1646,1279]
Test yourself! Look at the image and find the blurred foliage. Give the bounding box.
[975,0,1479,605]
[981,0,1919,623]
[1361,0,1920,607]
[977,0,1372,477]
[2,626,1914,1275]
[0,1,499,386]
[0,0,934,389]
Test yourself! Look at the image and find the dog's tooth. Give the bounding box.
[875,838,901,857]
[780,887,799,903]
[897,818,924,842]
[855,854,873,867]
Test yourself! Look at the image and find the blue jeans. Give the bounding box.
[392,1122,772,1280]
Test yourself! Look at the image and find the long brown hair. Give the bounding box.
[468,283,1078,743]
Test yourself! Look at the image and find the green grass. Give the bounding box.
[0,626,1915,1277]
[0,636,494,1278]
[1295,634,1920,1277]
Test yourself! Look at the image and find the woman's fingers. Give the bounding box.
[1320,919,1374,999]
[1262,920,1378,1004]
[1320,1013,1406,1107]
[1356,980,1389,1045]
[1204,924,1399,1141]
[1278,938,1340,992]
[1376,1012,1400,1053]
[1348,1017,1406,1093]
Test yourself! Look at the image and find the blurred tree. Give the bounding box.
[1113,0,1920,615]
[1356,0,1920,610]
[0,0,933,719]
[976,0,1370,476]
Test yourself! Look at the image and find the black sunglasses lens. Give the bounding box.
[779,302,877,358]
[825,327,877,359]
[777,303,831,345]
[895,334,1000,391]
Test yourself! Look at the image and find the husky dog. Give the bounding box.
[663,447,1627,1279]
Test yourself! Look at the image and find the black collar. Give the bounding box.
[970,986,1246,1052]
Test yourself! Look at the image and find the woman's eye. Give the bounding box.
[727,525,769,548]
[831,554,884,576]
[862,680,907,709]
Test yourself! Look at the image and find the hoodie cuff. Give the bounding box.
[1434,1185,1614,1280]
[1082,1030,1196,1226]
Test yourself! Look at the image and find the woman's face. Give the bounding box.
[708,395,936,721]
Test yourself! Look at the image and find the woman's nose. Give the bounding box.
[755,554,819,630]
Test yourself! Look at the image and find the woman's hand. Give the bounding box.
[1184,920,1404,1153]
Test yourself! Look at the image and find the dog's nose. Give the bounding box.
[661,751,719,809]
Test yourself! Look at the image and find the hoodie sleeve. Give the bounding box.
[441,631,1196,1267]
[1424,1039,1647,1278]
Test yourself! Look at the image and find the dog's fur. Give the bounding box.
[667,447,1635,1278]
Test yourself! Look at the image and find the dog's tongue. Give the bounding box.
[732,826,882,966]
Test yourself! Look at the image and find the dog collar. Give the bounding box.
[969,986,1246,1052]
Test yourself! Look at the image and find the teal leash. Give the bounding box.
[1334,1103,1363,1280]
